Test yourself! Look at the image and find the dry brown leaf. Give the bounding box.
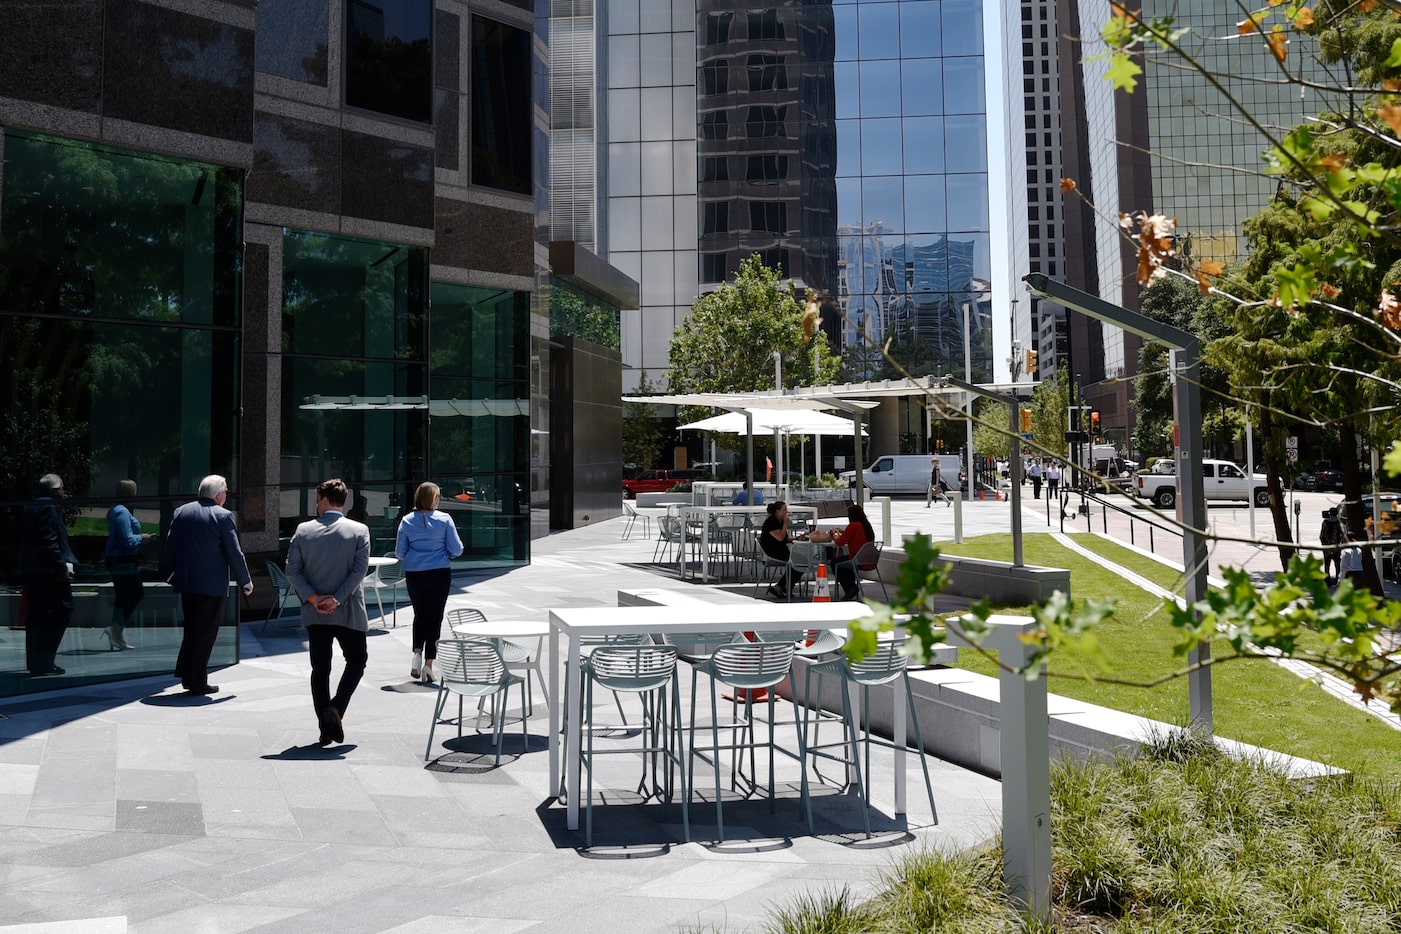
[1320,282,1340,299]
[1118,212,1134,230]
[1320,153,1346,173]
[1268,26,1288,62]
[1381,289,1401,329]
[1199,259,1225,276]
[1385,79,1401,92]
[1193,269,1213,295]
[1360,0,1376,11]
[1060,177,1076,194]
[1237,15,1260,35]
[1293,6,1314,26]
[1380,104,1401,135]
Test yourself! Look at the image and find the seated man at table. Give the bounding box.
[731,487,764,505]
[759,500,801,599]
[825,504,873,601]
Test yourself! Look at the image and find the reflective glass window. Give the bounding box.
[906,235,949,290]
[746,54,789,92]
[345,0,432,123]
[902,116,945,174]
[943,57,985,115]
[859,60,901,118]
[747,10,784,40]
[0,132,243,327]
[904,176,946,233]
[745,154,789,181]
[701,110,728,139]
[282,230,427,360]
[471,16,533,194]
[900,60,942,116]
[745,105,788,138]
[837,179,862,227]
[704,12,732,44]
[548,281,619,351]
[862,177,904,230]
[833,6,858,61]
[701,156,729,181]
[942,0,983,55]
[899,1,941,59]
[946,175,989,231]
[701,59,728,95]
[749,201,787,233]
[858,3,901,60]
[702,201,730,235]
[835,62,861,118]
[836,119,862,177]
[860,118,903,176]
[944,114,987,172]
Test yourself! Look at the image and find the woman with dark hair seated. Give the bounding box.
[759,500,802,599]
[828,504,874,601]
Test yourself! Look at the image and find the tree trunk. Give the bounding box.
[1259,409,1295,570]
[1339,421,1384,595]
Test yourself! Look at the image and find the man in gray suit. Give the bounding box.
[285,478,371,745]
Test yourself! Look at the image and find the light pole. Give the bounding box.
[963,302,974,499]
[772,350,783,492]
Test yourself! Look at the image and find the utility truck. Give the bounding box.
[1134,458,1270,508]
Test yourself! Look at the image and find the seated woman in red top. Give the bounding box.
[829,504,873,601]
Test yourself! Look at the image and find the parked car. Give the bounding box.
[1296,469,1343,492]
[622,468,705,498]
[1135,458,1270,508]
[839,454,964,496]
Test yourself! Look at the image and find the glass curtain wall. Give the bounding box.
[280,230,428,555]
[0,131,244,697]
[429,282,529,567]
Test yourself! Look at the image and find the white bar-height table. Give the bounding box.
[678,504,817,583]
[547,601,893,833]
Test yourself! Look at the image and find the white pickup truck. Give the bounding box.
[1135,458,1271,508]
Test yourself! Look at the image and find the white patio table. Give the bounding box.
[547,601,905,833]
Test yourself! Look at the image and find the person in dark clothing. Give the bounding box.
[162,474,253,695]
[20,474,77,676]
[759,500,802,599]
[1319,507,1342,584]
[104,479,151,651]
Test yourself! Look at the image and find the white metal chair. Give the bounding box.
[447,607,548,717]
[622,501,651,540]
[686,640,802,839]
[425,638,526,766]
[581,644,690,846]
[852,541,888,601]
[263,562,300,633]
[801,636,937,837]
[364,555,405,627]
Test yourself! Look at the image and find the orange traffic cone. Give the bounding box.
[813,563,831,603]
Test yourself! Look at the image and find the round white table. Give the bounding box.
[447,618,550,716]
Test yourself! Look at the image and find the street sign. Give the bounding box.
[1285,436,1298,464]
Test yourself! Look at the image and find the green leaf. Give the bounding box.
[1385,441,1401,477]
[1383,37,1401,69]
[1106,53,1143,92]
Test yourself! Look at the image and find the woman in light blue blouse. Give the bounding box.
[104,480,151,650]
[396,482,464,683]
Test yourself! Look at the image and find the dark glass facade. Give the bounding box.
[345,0,433,123]
[0,132,245,697]
[430,282,530,566]
[695,0,992,381]
[471,15,534,194]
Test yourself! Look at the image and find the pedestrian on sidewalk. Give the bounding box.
[1320,507,1342,584]
[1028,459,1043,499]
[1046,462,1062,498]
[926,457,950,507]
[397,481,465,684]
[285,478,371,746]
[163,475,253,695]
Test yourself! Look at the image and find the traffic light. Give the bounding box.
[1020,407,1032,432]
[1025,349,1038,374]
[1090,410,1101,436]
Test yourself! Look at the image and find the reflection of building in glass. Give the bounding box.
[614,0,1006,395]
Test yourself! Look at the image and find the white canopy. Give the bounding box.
[679,408,867,436]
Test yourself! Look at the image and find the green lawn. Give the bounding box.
[68,516,159,537]
[934,533,1401,781]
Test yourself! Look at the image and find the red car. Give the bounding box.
[622,469,704,498]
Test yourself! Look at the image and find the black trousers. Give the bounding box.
[405,567,452,660]
[307,625,368,718]
[105,556,144,622]
[25,577,72,673]
[175,592,225,691]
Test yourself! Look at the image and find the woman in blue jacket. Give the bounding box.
[396,482,464,683]
[104,479,151,650]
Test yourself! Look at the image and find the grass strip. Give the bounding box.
[935,533,1401,780]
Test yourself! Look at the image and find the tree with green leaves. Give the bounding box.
[667,255,842,404]
[622,371,662,469]
[1028,371,1070,465]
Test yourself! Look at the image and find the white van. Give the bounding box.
[839,454,963,496]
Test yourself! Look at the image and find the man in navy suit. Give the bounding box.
[20,474,78,676]
[163,475,253,695]
[285,478,371,745]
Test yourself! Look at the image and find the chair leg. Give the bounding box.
[710,674,724,840]
[841,679,872,839]
[424,687,449,761]
[904,672,938,825]
[672,674,690,843]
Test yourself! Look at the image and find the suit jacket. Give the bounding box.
[285,512,371,631]
[163,498,252,597]
[20,498,78,583]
